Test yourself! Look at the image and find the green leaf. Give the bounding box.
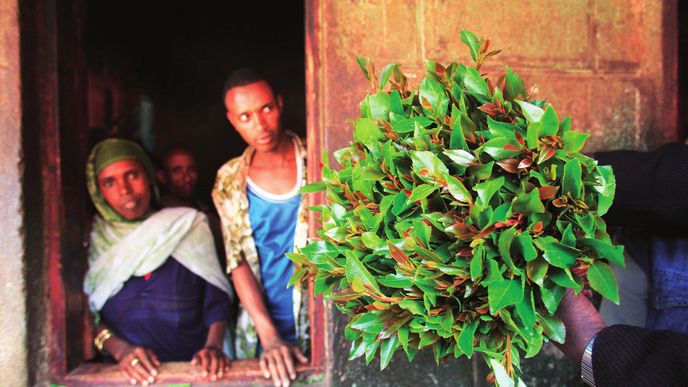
[593,165,616,216]
[515,289,536,329]
[354,118,384,147]
[561,224,576,247]
[516,100,544,123]
[526,259,548,286]
[444,149,475,167]
[540,284,565,315]
[378,274,413,288]
[460,29,480,63]
[482,137,521,160]
[379,63,397,90]
[450,115,469,150]
[550,268,583,293]
[543,242,579,268]
[578,238,625,267]
[498,227,521,275]
[399,299,425,315]
[470,246,484,280]
[469,161,495,181]
[515,233,538,261]
[563,131,589,153]
[504,66,526,100]
[349,338,366,360]
[407,183,439,202]
[538,314,566,344]
[464,67,490,100]
[418,332,441,351]
[587,262,619,304]
[350,313,384,334]
[489,358,515,387]
[346,254,382,294]
[526,122,540,149]
[487,117,517,140]
[575,213,596,238]
[356,55,371,80]
[365,334,380,365]
[361,232,385,251]
[459,320,478,358]
[419,77,449,117]
[445,175,473,203]
[324,227,348,243]
[300,181,326,193]
[474,176,504,206]
[411,151,450,183]
[540,105,559,136]
[511,188,545,215]
[488,279,524,314]
[379,335,399,370]
[562,159,582,199]
[368,93,392,120]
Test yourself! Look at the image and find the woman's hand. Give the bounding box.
[113,343,160,386]
[191,345,231,381]
[259,336,308,387]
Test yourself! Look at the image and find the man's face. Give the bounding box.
[161,150,198,200]
[224,80,284,152]
[97,159,152,221]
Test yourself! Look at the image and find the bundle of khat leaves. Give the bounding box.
[289,29,623,386]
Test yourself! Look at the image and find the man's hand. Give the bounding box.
[113,343,160,386]
[259,336,308,387]
[554,289,607,364]
[191,345,231,381]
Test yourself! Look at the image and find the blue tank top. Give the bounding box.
[247,178,301,344]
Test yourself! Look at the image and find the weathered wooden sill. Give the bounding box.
[65,359,320,386]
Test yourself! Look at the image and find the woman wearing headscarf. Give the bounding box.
[84,138,233,385]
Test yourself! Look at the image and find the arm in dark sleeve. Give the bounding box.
[592,324,688,387]
[596,143,688,229]
[202,280,232,327]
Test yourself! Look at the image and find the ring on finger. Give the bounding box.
[130,358,140,367]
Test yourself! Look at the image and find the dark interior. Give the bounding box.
[85,1,306,199]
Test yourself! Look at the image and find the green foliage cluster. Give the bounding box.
[290,30,624,386]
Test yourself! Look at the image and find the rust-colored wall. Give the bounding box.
[308,1,679,385]
[314,0,678,155]
[0,0,27,385]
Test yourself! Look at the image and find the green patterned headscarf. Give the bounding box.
[86,138,158,223]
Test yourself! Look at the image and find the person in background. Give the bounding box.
[85,138,233,384]
[212,68,309,387]
[157,145,227,270]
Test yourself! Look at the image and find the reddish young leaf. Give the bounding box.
[538,185,559,200]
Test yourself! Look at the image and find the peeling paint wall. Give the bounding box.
[314,0,677,154]
[0,0,27,385]
[308,1,678,386]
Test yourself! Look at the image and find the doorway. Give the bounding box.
[21,1,323,385]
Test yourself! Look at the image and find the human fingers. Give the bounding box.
[145,348,161,368]
[264,352,283,387]
[292,346,309,364]
[259,353,271,380]
[118,354,140,385]
[273,348,293,386]
[133,348,158,384]
[280,345,297,381]
[207,349,221,381]
[130,356,156,385]
[123,355,150,385]
[222,354,231,374]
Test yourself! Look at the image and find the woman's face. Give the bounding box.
[97,159,152,221]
